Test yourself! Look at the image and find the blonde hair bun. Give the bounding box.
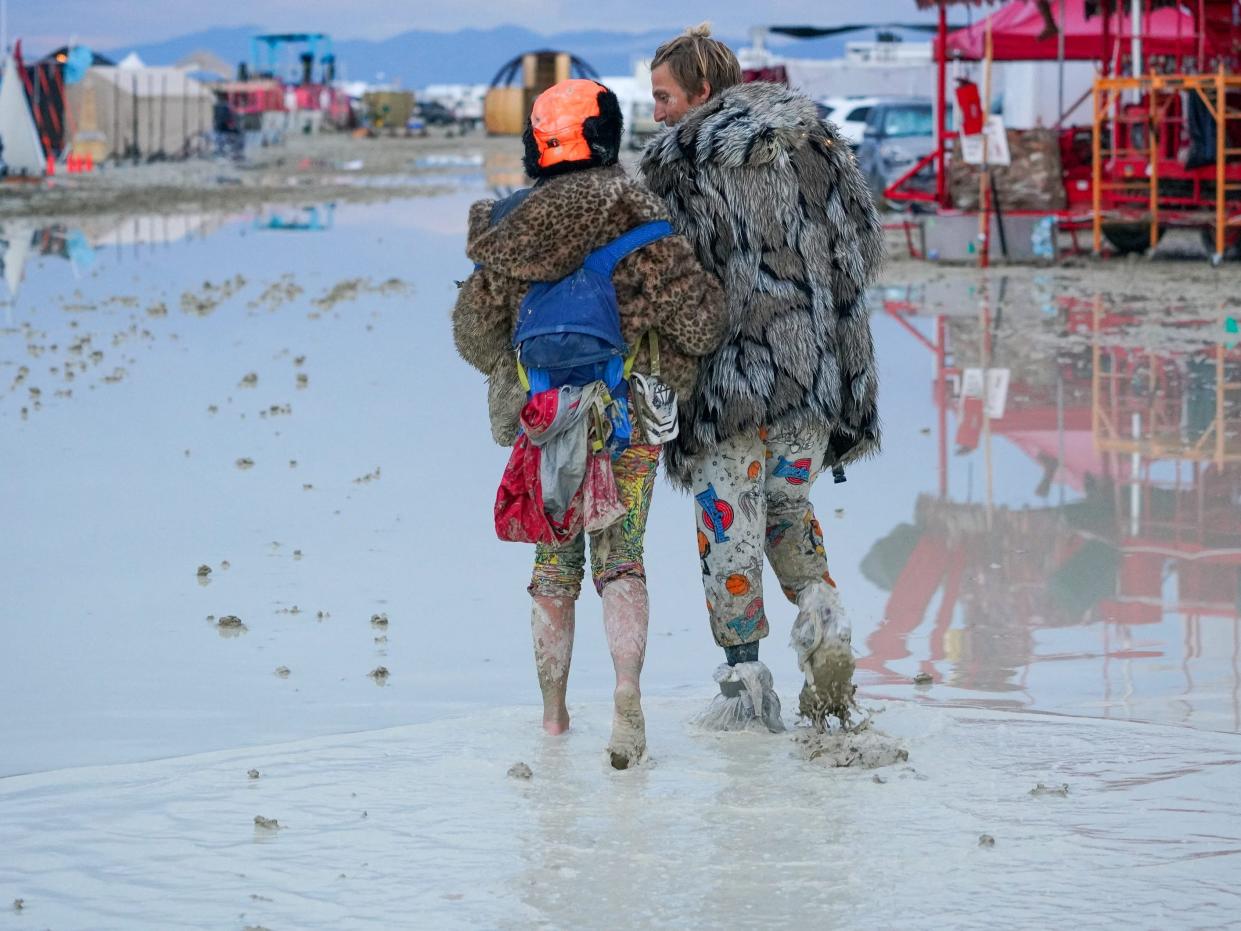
[686,22,712,38]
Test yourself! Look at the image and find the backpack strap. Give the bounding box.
[582,220,675,277]
[623,329,660,378]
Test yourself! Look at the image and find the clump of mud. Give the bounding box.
[235,457,255,470]
[196,564,212,578]
[179,275,246,317]
[507,762,533,780]
[793,718,910,769]
[253,815,280,830]
[274,666,291,678]
[217,616,247,636]
[247,769,261,780]
[979,834,996,847]
[370,613,389,628]
[353,466,382,484]
[248,274,304,312]
[912,672,933,686]
[1030,783,1069,797]
[368,666,390,683]
[12,899,24,911]
[311,277,409,311]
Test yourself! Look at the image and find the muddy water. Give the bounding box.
[2,192,1239,779]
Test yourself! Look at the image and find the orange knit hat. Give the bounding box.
[529,79,604,168]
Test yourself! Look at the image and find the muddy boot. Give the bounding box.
[694,660,785,733]
[791,581,855,732]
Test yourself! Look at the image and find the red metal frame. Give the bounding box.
[906,0,1241,229]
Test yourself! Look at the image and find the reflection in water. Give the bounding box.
[868,279,1241,729]
[1,207,338,304]
[254,203,335,232]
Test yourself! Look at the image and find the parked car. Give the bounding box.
[628,99,660,149]
[854,98,936,208]
[414,100,456,127]
[815,96,882,148]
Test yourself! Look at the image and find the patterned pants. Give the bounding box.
[529,444,661,600]
[690,425,837,647]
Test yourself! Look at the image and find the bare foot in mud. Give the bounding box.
[607,683,646,770]
[542,709,570,736]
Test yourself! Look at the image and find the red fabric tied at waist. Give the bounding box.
[494,387,624,545]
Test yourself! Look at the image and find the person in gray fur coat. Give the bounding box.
[640,25,885,733]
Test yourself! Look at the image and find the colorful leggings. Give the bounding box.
[529,444,660,600]
[690,425,837,647]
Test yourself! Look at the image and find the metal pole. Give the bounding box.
[159,73,167,157]
[1216,66,1226,261]
[1058,0,1066,123]
[1093,83,1103,254]
[1131,0,1143,77]
[936,0,949,206]
[132,72,139,164]
[979,15,993,268]
[1149,74,1159,251]
[1198,0,1206,70]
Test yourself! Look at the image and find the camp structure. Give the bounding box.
[0,53,45,175]
[63,56,214,162]
[484,50,599,135]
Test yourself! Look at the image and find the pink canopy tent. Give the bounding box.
[937,0,1197,60]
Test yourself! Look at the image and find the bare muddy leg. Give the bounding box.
[602,576,649,769]
[531,594,575,735]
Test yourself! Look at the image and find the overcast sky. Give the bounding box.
[12,0,943,54]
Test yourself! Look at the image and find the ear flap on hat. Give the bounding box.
[522,86,624,180]
[583,88,623,167]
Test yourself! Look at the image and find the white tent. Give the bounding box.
[0,55,45,175]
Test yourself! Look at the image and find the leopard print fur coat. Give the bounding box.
[453,164,727,447]
[641,81,885,486]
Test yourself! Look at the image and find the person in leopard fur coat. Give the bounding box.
[452,79,727,768]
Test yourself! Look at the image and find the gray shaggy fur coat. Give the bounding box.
[640,81,884,487]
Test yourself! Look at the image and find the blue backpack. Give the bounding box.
[510,218,673,444]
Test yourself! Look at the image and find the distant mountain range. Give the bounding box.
[91,24,929,88]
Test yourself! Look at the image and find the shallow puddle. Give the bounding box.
[1,193,1239,783]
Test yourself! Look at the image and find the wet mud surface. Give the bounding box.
[2,131,1239,926]
[1,699,1237,928]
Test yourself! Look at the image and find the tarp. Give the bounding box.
[0,54,45,174]
[64,66,213,160]
[938,0,1197,60]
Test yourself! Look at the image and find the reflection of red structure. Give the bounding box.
[865,285,1241,692]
